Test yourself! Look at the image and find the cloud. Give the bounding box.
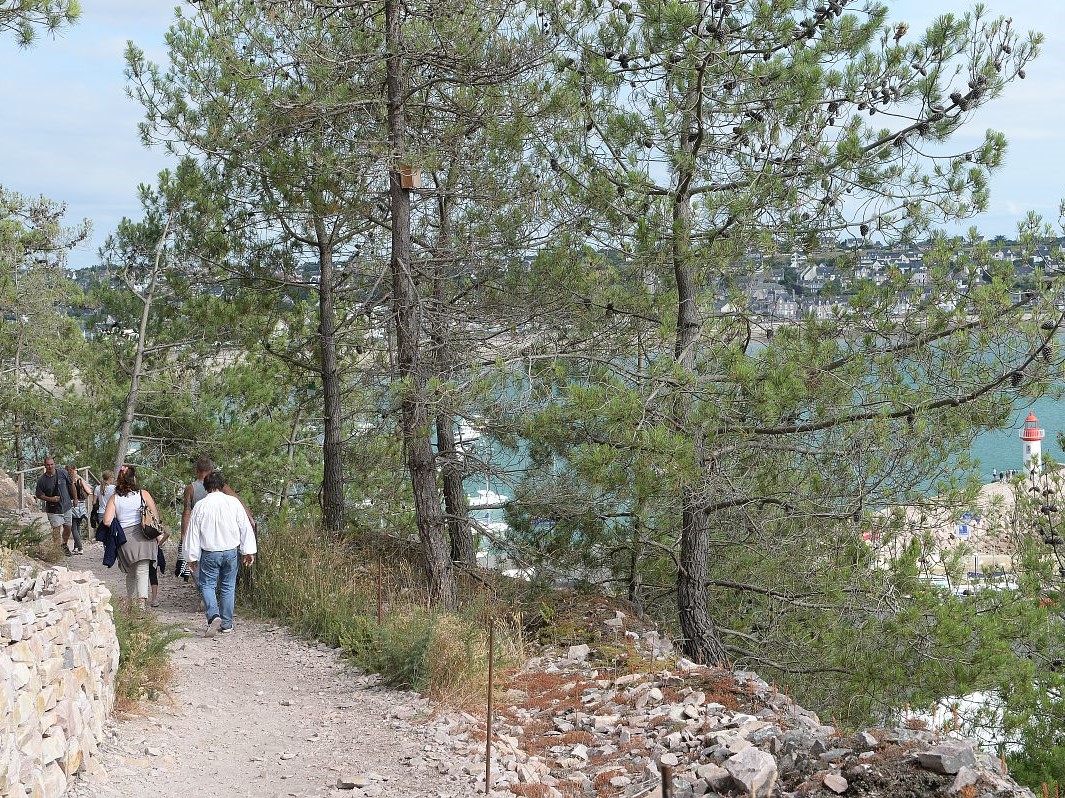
[0,2,177,264]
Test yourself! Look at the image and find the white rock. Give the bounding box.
[950,766,981,794]
[724,746,777,797]
[336,774,372,789]
[824,773,848,794]
[567,644,590,661]
[695,763,730,790]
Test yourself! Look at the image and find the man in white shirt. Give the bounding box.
[185,471,257,637]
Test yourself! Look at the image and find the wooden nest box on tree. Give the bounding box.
[398,165,421,189]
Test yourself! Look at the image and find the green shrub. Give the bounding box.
[353,608,436,689]
[113,603,185,710]
[0,519,61,563]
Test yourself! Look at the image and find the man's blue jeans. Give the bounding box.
[197,548,239,630]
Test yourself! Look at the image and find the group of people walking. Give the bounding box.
[35,454,257,638]
[33,457,93,555]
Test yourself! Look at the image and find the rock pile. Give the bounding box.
[0,563,119,797]
[367,610,1037,798]
[481,653,1031,798]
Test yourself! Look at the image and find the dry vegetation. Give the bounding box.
[241,523,527,707]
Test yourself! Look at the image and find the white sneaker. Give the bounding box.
[205,617,221,638]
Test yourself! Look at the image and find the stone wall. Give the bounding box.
[0,564,119,797]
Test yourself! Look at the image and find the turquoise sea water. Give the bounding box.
[464,396,1065,509]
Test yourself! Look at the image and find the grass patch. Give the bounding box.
[241,523,523,707]
[113,603,185,712]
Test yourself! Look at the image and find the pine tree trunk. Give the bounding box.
[385,0,456,609]
[278,407,302,510]
[113,213,175,474]
[429,190,475,566]
[672,169,728,666]
[628,514,642,608]
[13,326,23,475]
[315,226,345,533]
[437,414,475,565]
[668,15,728,663]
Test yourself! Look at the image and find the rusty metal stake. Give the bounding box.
[661,762,673,798]
[376,557,383,625]
[485,618,495,795]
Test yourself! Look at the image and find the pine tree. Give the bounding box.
[0,0,79,47]
[520,0,1058,673]
[128,0,547,606]
[0,188,88,472]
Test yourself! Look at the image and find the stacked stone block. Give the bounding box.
[0,565,119,797]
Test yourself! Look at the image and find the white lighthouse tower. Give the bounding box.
[1020,411,1045,476]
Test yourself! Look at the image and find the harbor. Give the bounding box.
[876,410,1060,595]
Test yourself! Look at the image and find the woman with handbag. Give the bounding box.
[101,464,164,609]
[66,464,91,554]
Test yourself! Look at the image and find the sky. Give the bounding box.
[0,1,1063,268]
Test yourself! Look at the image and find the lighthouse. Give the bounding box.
[1020,411,1045,476]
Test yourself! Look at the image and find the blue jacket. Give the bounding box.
[97,517,126,568]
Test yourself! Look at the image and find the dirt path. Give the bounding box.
[65,541,488,798]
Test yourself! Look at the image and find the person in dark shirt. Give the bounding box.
[34,456,75,555]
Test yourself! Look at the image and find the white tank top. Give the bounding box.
[113,491,144,529]
[95,484,115,511]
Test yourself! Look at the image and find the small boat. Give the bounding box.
[455,419,482,443]
[468,488,507,508]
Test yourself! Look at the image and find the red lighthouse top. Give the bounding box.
[1020,411,1045,442]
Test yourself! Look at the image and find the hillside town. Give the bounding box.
[59,236,1065,338]
[736,238,1064,323]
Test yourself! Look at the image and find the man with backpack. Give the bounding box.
[34,456,76,555]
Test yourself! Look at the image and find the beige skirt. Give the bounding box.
[117,523,157,572]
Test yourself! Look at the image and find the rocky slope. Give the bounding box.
[433,609,1038,798]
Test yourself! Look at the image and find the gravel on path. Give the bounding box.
[65,541,490,798]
